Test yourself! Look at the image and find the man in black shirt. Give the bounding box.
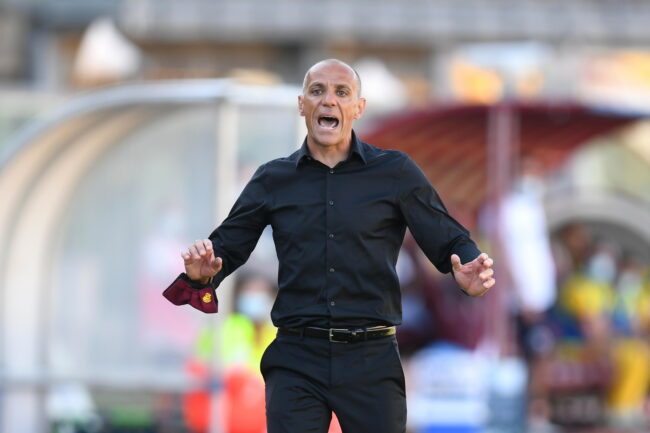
[165,59,495,433]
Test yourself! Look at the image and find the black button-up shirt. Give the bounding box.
[209,131,480,328]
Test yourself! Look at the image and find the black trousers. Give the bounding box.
[260,330,407,433]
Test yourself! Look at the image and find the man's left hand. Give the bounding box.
[451,253,495,296]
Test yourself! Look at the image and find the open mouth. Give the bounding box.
[318,115,339,130]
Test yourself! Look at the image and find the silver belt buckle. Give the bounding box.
[328,328,349,343]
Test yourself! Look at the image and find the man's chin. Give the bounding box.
[310,130,346,147]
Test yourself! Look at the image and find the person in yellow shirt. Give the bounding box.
[607,257,650,426]
[558,247,650,427]
[220,274,277,372]
[183,274,276,433]
[219,274,276,433]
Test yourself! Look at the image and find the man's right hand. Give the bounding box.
[181,239,223,284]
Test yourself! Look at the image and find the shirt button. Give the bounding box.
[328,233,334,239]
[329,267,335,273]
[330,301,336,306]
[329,169,334,174]
[328,200,334,206]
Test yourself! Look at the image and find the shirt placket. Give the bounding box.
[325,164,337,314]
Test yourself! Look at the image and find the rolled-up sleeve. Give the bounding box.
[396,154,480,274]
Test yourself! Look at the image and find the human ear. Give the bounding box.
[298,95,305,116]
[354,98,366,120]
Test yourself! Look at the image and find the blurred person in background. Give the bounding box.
[606,253,650,427]
[164,58,495,433]
[213,274,343,433]
[557,239,616,358]
[553,223,594,282]
[216,274,276,433]
[219,274,277,372]
[547,230,615,426]
[181,274,276,433]
[499,157,556,331]
[548,227,650,428]
[497,157,557,423]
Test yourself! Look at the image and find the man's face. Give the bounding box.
[298,62,366,149]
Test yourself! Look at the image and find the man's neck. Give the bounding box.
[306,136,352,168]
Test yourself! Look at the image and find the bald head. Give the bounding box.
[302,59,362,97]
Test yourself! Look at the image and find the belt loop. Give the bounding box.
[363,327,368,341]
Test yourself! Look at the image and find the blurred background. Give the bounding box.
[1,1,650,432]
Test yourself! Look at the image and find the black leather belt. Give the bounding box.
[278,326,396,343]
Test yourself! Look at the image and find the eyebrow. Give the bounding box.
[308,82,353,91]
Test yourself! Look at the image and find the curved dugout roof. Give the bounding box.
[0,79,300,257]
[0,79,300,384]
[361,103,641,221]
[0,79,299,169]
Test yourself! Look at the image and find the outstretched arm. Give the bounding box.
[451,252,495,296]
[397,154,489,280]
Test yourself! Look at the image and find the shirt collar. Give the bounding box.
[295,130,367,167]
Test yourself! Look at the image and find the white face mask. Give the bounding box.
[587,251,617,285]
[236,291,273,322]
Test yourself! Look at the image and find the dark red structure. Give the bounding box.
[361,103,638,228]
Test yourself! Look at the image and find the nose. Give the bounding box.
[322,89,336,106]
